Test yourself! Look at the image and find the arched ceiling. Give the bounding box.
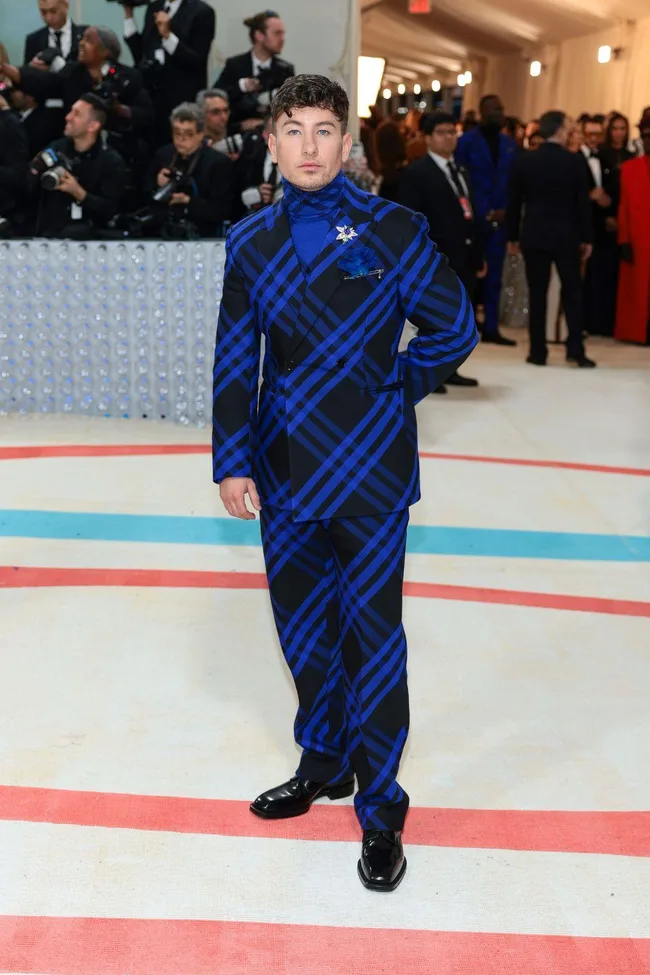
[361,0,648,88]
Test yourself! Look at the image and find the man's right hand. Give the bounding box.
[123,5,134,16]
[259,183,273,205]
[242,77,261,93]
[219,477,262,520]
[157,168,171,188]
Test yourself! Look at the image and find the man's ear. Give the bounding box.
[341,131,353,163]
[268,131,278,164]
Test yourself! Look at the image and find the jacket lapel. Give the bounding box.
[255,202,308,360]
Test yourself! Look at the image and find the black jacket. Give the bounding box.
[17,105,63,158]
[506,142,592,250]
[0,111,29,218]
[35,135,126,236]
[232,130,277,220]
[18,62,154,164]
[578,147,616,244]
[125,0,215,108]
[24,22,87,65]
[214,52,294,130]
[398,153,483,291]
[146,142,233,236]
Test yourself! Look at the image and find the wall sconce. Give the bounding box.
[382,88,392,99]
[432,79,441,92]
[464,70,472,84]
[598,45,623,63]
[457,73,467,87]
[397,83,406,95]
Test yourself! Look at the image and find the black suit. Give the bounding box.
[125,0,216,145]
[24,22,86,64]
[398,153,483,298]
[232,130,278,221]
[579,147,619,336]
[507,141,592,361]
[17,105,62,157]
[146,142,233,237]
[214,52,294,132]
[0,111,29,221]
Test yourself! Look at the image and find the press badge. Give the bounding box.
[459,197,473,221]
[71,203,83,221]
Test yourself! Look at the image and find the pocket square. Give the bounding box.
[338,245,384,280]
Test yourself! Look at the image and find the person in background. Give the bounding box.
[8,87,62,157]
[214,11,293,135]
[456,93,518,345]
[122,0,216,148]
[528,130,544,151]
[567,121,583,153]
[197,88,243,158]
[506,110,594,368]
[376,117,407,201]
[602,112,634,170]
[0,89,29,233]
[147,101,233,237]
[403,108,426,162]
[630,107,650,157]
[615,116,650,345]
[232,112,280,220]
[399,111,481,391]
[525,119,540,146]
[504,116,525,149]
[24,0,86,66]
[461,110,478,134]
[580,115,617,336]
[598,112,635,332]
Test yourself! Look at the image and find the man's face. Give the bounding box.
[258,17,285,55]
[78,28,107,68]
[426,122,457,158]
[583,122,603,150]
[481,97,505,128]
[269,106,352,192]
[172,120,204,157]
[203,97,229,138]
[38,0,68,30]
[64,99,97,140]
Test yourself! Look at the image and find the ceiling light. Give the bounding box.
[457,73,466,87]
[598,45,612,63]
[432,79,441,92]
[414,83,421,95]
[382,88,392,99]
[464,70,472,84]
[530,60,542,77]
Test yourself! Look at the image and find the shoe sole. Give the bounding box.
[357,857,407,892]
[249,780,355,820]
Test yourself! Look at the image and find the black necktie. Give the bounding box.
[447,160,466,198]
[590,150,599,159]
[53,29,63,50]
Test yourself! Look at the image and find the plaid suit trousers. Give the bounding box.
[260,504,410,831]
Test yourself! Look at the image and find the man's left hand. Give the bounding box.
[154,10,172,38]
[170,192,191,206]
[506,242,519,257]
[477,261,488,278]
[55,171,87,203]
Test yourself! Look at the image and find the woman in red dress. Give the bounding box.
[615,118,650,344]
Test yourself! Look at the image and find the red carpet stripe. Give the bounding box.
[1,443,648,476]
[0,916,649,974]
[1,784,649,857]
[1,565,648,618]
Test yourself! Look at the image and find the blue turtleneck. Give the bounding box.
[282,170,346,273]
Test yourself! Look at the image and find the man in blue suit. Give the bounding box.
[456,93,518,346]
[212,75,478,891]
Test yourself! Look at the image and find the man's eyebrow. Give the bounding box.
[282,119,336,128]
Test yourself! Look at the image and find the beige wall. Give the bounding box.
[476,16,650,125]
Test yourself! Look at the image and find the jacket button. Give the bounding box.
[285,360,295,373]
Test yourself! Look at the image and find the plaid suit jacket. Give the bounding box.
[212,175,478,522]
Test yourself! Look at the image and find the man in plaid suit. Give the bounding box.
[212,75,478,891]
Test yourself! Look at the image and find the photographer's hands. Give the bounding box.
[154,10,172,39]
[56,171,87,203]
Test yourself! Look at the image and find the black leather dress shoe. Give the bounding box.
[526,355,547,366]
[358,830,407,892]
[446,371,479,387]
[482,331,517,347]
[432,384,448,394]
[250,775,355,820]
[567,355,597,368]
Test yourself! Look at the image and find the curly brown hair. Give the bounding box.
[271,74,349,133]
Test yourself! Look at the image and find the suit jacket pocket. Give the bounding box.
[366,380,404,393]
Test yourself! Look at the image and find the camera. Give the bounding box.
[256,65,288,95]
[30,148,74,190]
[152,166,196,205]
[93,64,132,103]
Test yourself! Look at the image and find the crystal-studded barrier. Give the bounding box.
[0,240,227,427]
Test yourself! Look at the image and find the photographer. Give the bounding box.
[1,28,153,171]
[122,0,216,147]
[31,93,126,238]
[197,89,242,158]
[144,101,232,237]
[0,94,29,234]
[24,0,87,66]
[214,11,293,134]
[233,113,280,221]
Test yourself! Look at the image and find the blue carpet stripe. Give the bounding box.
[0,510,649,561]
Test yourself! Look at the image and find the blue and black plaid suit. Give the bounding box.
[213,173,478,830]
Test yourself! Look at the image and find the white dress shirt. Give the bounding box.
[239,52,274,107]
[48,17,72,59]
[581,145,602,187]
[124,0,183,62]
[428,150,470,198]
[241,148,277,208]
